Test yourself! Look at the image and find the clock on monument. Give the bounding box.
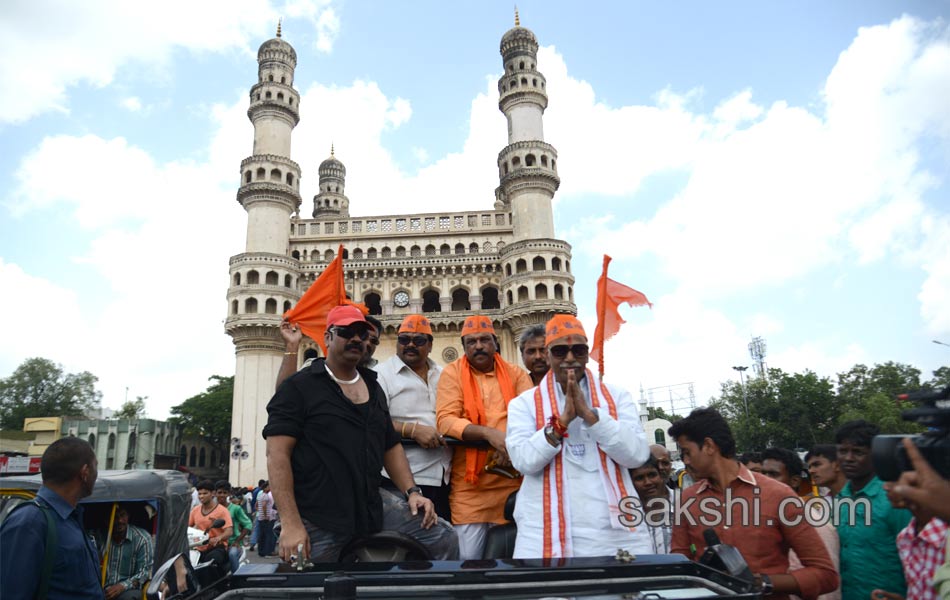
[393,291,410,307]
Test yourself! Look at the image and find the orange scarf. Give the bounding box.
[459,354,517,484]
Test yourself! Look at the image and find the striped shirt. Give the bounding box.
[99,524,154,590]
[256,491,276,521]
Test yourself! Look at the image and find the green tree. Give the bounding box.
[837,362,922,406]
[837,391,917,434]
[710,368,842,451]
[169,376,233,461]
[926,366,950,390]
[115,396,147,420]
[0,357,101,429]
[647,406,683,422]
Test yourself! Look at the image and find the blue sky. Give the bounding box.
[1,1,948,419]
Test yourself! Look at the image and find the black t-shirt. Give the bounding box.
[262,358,400,535]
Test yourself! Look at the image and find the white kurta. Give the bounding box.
[506,374,652,558]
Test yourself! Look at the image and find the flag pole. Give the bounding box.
[595,255,612,379]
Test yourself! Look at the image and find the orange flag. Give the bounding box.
[283,244,366,354]
[591,255,652,378]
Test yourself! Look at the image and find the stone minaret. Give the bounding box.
[312,146,350,218]
[497,11,576,335]
[225,22,302,486]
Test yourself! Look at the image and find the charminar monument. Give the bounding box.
[225,15,577,485]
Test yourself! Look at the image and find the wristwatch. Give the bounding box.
[405,485,423,499]
[755,573,774,595]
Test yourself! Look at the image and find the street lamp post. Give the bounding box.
[934,340,950,349]
[733,366,749,417]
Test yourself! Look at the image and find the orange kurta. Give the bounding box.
[436,358,532,525]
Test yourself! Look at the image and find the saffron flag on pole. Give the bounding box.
[283,244,366,354]
[591,255,652,378]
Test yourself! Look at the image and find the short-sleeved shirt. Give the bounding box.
[836,476,912,600]
[227,502,253,545]
[188,503,232,552]
[896,517,949,600]
[262,358,400,535]
[435,357,532,525]
[0,486,105,600]
[377,355,450,486]
[671,464,838,600]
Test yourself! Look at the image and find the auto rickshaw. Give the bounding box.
[0,469,193,594]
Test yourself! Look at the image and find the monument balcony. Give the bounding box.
[290,210,513,239]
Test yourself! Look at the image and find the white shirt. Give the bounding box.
[507,376,652,558]
[377,355,450,486]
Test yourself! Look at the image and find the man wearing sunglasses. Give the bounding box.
[263,305,458,564]
[362,315,382,369]
[377,315,452,520]
[436,315,533,559]
[506,314,652,558]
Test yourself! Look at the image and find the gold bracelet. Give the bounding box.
[401,422,408,437]
[284,351,297,355]
[410,422,418,437]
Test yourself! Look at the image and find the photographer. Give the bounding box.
[882,438,950,600]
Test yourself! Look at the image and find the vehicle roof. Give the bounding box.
[0,469,192,503]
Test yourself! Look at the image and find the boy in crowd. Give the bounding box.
[806,445,847,499]
[214,481,252,573]
[835,421,911,600]
[671,409,838,600]
[629,456,673,554]
[188,480,232,570]
[761,447,840,600]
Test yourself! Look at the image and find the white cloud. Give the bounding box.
[0,0,287,123]
[120,96,143,112]
[917,214,950,335]
[411,147,429,163]
[314,7,340,53]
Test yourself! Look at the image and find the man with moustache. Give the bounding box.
[650,444,676,489]
[265,305,457,563]
[437,315,532,559]
[97,505,154,599]
[519,324,549,386]
[1,437,104,600]
[834,420,911,600]
[506,314,652,558]
[377,315,452,520]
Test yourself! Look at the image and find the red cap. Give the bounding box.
[326,305,367,330]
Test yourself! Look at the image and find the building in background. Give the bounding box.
[225,17,577,485]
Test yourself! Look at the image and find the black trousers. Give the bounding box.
[381,478,451,522]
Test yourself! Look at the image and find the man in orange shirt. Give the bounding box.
[188,479,233,570]
[670,409,838,600]
[436,315,532,559]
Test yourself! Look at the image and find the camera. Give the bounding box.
[871,385,950,481]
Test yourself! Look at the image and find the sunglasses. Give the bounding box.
[397,334,428,347]
[332,326,370,341]
[549,344,589,359]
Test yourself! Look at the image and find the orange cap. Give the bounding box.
[545,314,587,346]
[461,315,495,336]
[399,315,433,336]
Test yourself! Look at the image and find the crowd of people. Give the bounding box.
[2,307,947,600]
[262,307,949,600]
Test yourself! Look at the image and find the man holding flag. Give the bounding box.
[506,314,652,558]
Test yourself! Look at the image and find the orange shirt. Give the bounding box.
[188,503,232,552]
[671,464,838,600]
[436,358,532,525]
